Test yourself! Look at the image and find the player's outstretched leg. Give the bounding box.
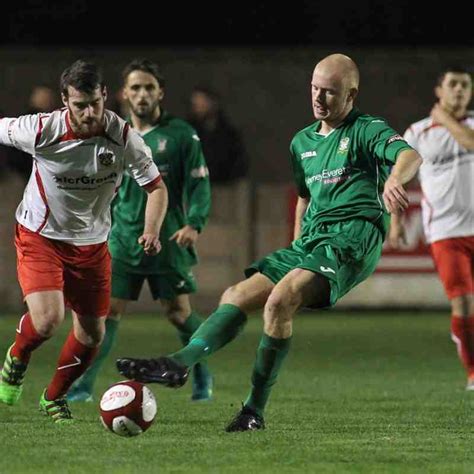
[116,356,190,387]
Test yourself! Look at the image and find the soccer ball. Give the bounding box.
[99,380,157,437]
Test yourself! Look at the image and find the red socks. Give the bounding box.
[46,330,99,400]
[10,313,48,364]
[451,315,474,378]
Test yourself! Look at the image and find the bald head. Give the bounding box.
[311,54,360,129]
[313,54,360,90]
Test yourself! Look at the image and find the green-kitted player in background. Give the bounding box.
[117,54,423,431]
[68,59,212,402]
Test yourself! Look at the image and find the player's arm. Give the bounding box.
[139,178,168,255]
[294,196,309,240]
[124,128,168,255]
[0,115,39,154]
[431,103,474,150]
[170,131,211,248]
[383,149,422,213]
[387,211,407,249]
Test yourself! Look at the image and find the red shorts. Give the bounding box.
[430,236,474,300]
[15,224,111,317]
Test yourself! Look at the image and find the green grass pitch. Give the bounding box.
[1,311,473,474]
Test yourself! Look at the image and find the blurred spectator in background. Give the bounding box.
[7,85,59,182]
[188,85,248,184]
[391,66,474,390]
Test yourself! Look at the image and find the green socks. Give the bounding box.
[244,333,291,416]
[170,304,247,367]
[177,311,204,346]
[76,318,120,391]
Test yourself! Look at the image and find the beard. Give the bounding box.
[68,107,104,138]
[130,99,160,120]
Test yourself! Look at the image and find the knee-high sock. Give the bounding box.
[244,333,291,416]
[451,315,474,378]
[71,318,120,392]
[170,304,247,367]
[177,312,204,346]
[10,313,49,364]
[46,330,99,400]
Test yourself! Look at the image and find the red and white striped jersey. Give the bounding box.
[0,109,161,245]
[404,113,474,243]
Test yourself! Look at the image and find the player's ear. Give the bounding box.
[434,85,442,101]
[348,87,358,102]
[159,88,165,101]
[102,86,108,103]
[61,93,68,107]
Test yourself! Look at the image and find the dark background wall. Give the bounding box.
[0,46,471,182]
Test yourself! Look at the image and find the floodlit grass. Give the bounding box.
[1,311,473,473]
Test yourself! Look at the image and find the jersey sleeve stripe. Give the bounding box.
[34,114,45,147]
[122,123,130,145]
[34,164,50,232]
[141,175,162,192]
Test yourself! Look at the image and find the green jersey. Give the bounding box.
[109,110,211,272]
[290,108,412,237]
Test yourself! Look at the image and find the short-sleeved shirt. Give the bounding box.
[0,109,160,245]
[290,108,413,238]
[404,113,474,243]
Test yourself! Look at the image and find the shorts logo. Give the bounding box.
[157,139,167,152]
[320,266,336,274]
[176,280,186,289]
[98,151,115,166]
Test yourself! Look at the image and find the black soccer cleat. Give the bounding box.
[116,356,189,388]
[225,405,265,432]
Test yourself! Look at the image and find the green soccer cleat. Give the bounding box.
[191,363,213,401]
[0,344,26,405]
[39,389,74,424]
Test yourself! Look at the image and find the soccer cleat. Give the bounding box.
[191,363,213,401]
[66,383,94,403]
[225,405,265,432]
[116,356,189,387]
[0,344,27,405]
[39,389,74,424]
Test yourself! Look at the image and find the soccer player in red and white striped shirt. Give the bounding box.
[0,60,168,422]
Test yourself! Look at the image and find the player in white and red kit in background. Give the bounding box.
[390,66,474,389]
[0,60,168,422]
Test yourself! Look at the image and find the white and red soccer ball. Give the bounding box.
[100,380,157,437]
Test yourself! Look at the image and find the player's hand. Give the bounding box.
[383,175,409,213]
[138,233,161,255]
[388,219,407,249]
[169,225,198,247]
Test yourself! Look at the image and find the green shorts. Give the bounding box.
[245,219,383,307]
[111,259,197,301]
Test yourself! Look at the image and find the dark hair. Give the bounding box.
[122,59,165,88]
[60,60,104,97]
[436,66,471,86]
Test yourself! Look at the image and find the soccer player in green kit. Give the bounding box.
[117,54,423,430]
[68,59,213,402]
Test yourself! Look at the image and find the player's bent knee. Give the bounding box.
[165,309,189,326]
[30,311,64,338]
[220,284,245,305]
[264,290,297,319]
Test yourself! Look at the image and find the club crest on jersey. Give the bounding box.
[337,137,350,154]
[157,139,167,153]
[98,151,115,166]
